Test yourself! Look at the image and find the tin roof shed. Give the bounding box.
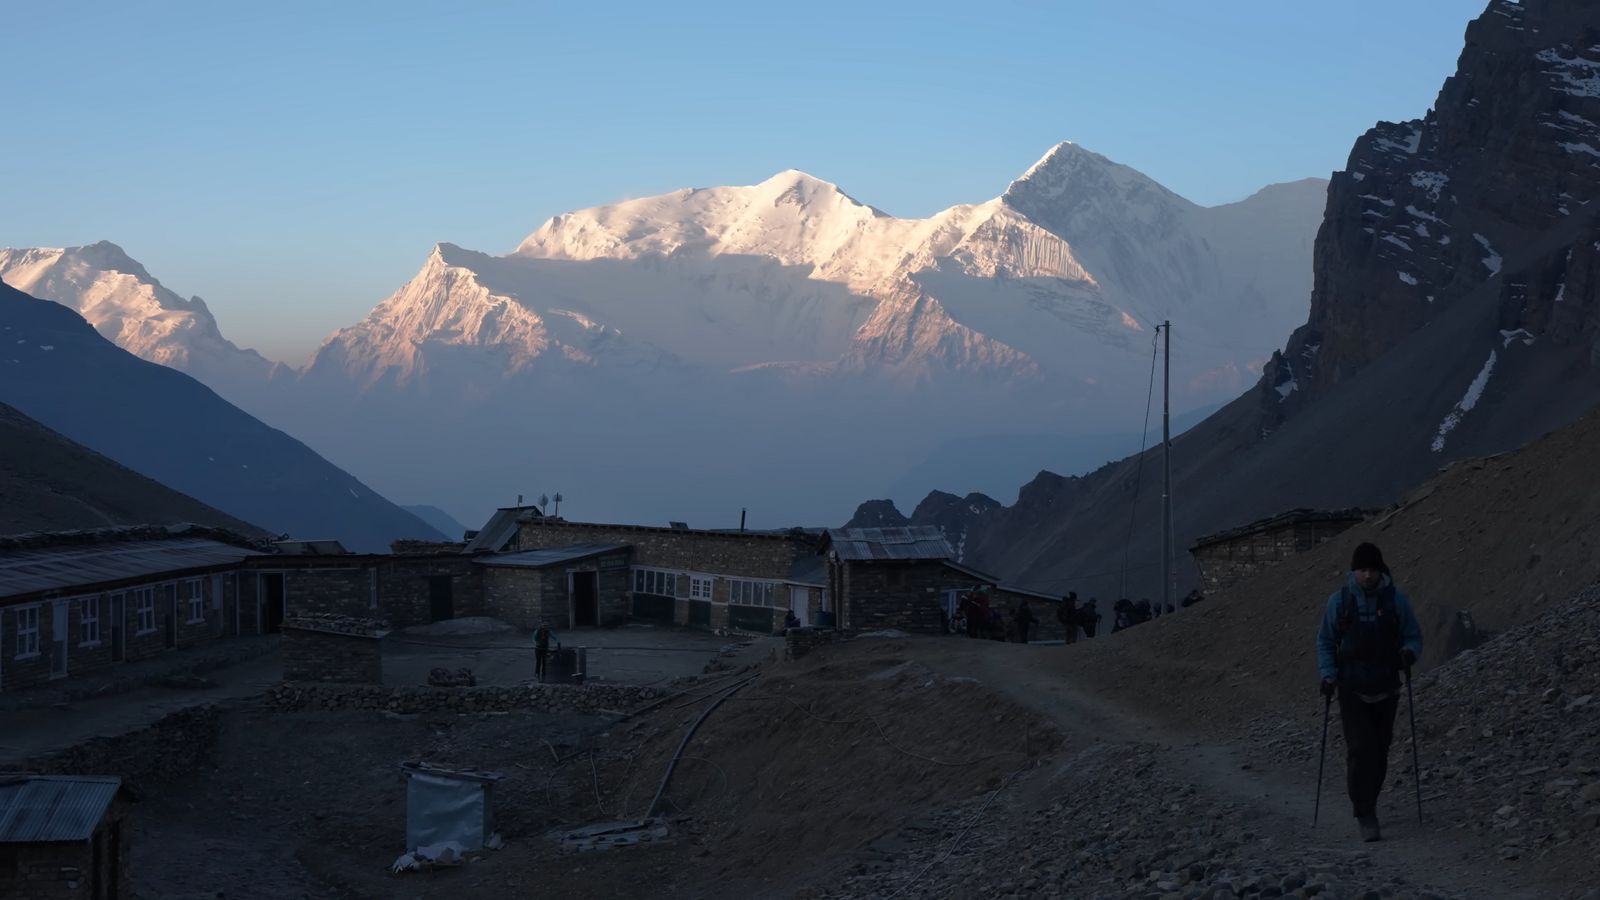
[0,775,122,843]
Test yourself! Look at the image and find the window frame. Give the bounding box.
[632,568,678,597]
[689,576,714,601]
[726,578,778,608]
[80,595,101,647]
[185,578,206,624]
[134,587,157,635]
[14,605,41,659]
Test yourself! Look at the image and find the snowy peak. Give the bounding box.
[1002,141,1193,225]
[0,242,281,404]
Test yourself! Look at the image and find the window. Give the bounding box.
[632,568,677,597]
[135,588,156,635]
[727,579,776,608]
[186,579,205,623]
[14,606,40,659]
[689,576,714,600]
[80,597,101,646]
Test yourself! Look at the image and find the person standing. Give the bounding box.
[1316,542,1423,842]
[1014,601,1035,644]
[1058,592,1079,643]
[534,620,561,683]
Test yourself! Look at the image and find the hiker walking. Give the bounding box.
[1058,592,1079,643]
[1316,541,1422,842]
[534,620,561,683]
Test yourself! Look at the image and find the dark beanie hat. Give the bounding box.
[1351,541,1387,573]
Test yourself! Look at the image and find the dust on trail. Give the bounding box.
[889,637,1561,900]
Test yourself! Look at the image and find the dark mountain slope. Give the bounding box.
[0,401,265,537]
[0,282,445,551]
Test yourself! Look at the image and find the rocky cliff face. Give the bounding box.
[1262,0,1600,430]
[888,0,1600,601]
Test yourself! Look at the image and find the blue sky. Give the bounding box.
[2,0,1489,364]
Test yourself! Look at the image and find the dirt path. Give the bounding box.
[899,638,1560,900]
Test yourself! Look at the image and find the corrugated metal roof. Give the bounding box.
[0,537,263,600]
[0,776,120,843]
[473,544,630,569]
[463,508,532,554]
[824,526,952,562]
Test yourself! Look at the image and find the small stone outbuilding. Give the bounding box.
[821,527,961,633]
[475,545,632,629]
[281,614,391,683]
[0,774,130,900]
[1189,508,1371,595]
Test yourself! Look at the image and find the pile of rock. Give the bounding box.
[428,667,477,687]
[265,682,659,716]
[281,612,391,637]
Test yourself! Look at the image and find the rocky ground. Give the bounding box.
[122,584,1600,899]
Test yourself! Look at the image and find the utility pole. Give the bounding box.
[1161,320,1173,613]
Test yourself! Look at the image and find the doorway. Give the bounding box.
[258,573,285,633]
[428,576,454,622]
[789,586,811,625]
[570,571,598,626]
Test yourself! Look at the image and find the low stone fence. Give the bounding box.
[23,706,220,791]
[265,681,661,715]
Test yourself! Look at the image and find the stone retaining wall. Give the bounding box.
[24,706,220,792]
[265,681,661,715]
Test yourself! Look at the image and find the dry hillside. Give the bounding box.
[1048,406,1600,735]
[0,401,264,537]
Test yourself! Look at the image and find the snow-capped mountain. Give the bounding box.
[309,146,1324,413]
[0,241,285,407]
[286,146,1324,525]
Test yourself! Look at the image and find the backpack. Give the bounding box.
[1333,584,1403,694]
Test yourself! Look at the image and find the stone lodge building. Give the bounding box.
[0,526,264,693]
[1188,508,1371,595]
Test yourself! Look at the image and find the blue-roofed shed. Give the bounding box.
[0,774,130,899]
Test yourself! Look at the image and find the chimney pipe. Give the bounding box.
[740,508,747,532]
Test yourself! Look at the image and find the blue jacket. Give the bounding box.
[1315,572,1423,683]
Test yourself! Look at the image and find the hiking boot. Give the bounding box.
[1357,815,1382,842]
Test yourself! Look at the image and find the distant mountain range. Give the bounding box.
[0,282,445,550]
[864,0,1600,601]
[3,147,1326,527]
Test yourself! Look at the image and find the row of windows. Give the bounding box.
[632,568,779,606]
[9,578,216,661]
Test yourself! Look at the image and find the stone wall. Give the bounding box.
[784,627,839,660]
[1192,518,1360,595]
[841,559,952,633]
[283,567,375,618]
[265,681,661,715]
[281,626,384,683]
[483,567,546,629]
[26,705,220,791]
[516,520,811,581]
[378,557,483,626]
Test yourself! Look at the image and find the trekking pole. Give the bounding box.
[1406,667,1424,825]
[1313,693,1331,826]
